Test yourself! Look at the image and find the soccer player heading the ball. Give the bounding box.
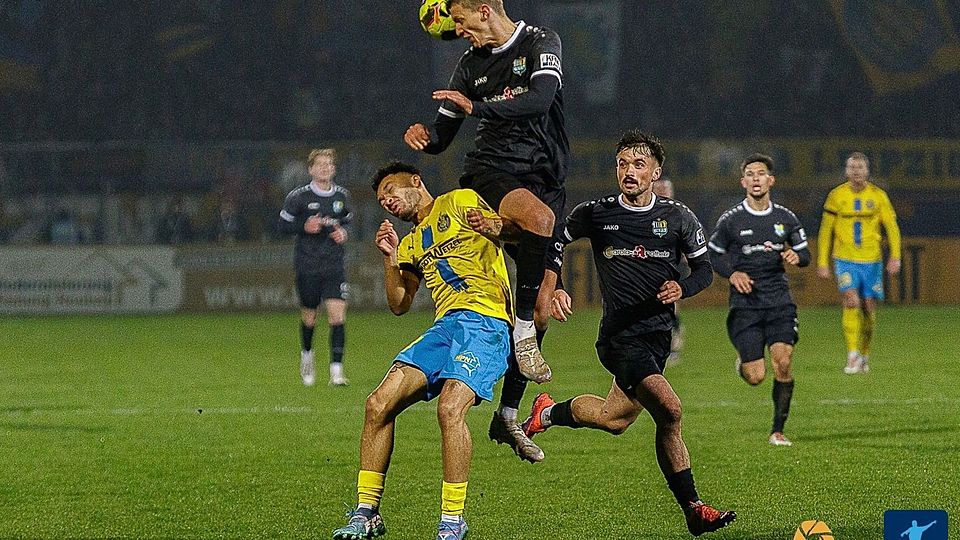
[405,0,568,395]
[708,153,810,447]
[332,162,514,540]
[523,130,737,537]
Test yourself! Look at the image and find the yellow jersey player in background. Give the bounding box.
[817,152,901,374]
[332,161,511,540]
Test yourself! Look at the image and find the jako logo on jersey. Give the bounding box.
[774,223,785,237]
[739,229,754,236]
[603,245,671,259]
[474,76,487,85]
[603,224,619,230]
[308,202,321,210]
[512,56,527,75]
[652,219,668,237]
[456,352,481,376]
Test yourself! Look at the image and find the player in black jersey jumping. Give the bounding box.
[278,149,353,387]
[708,153,810,447]
[404,0,568,463]
[522,130,736,537]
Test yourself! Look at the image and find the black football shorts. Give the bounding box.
[296,267,348,308]
[726,304,799,362]
[595,330,672,393]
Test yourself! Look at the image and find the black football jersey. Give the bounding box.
[708,200,808,308]
[549,194,708,333]
[441,21,569,185]
[278,183,353,273]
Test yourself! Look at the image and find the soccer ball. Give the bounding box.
[419,0,457,40]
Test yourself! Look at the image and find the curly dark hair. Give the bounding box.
[615,129,665,166]
[371,161,421,192]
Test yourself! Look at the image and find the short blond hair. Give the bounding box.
[846,151,869,169]
[447,0,506,16]
[307,148,336,166]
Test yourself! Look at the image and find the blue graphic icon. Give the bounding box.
[884,510,947,540]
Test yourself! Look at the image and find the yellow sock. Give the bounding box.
[358,470,385,509]
[859,310,876,356]
[841,307,861,356]
[441,481,468,516]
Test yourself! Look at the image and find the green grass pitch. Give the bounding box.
[2,306,958,539]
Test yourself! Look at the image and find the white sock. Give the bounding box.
[513,318,536,342]
[541,404,554,427]
[440,514,461,523]
[498,406,518,422]
[330,362,344,377]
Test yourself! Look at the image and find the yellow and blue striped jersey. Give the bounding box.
[396,189,513,323]
[818,181,901,265]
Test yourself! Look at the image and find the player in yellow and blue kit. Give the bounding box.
[332,162,512,540]
[817,152,901,374]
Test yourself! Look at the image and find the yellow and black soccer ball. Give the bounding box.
[419,0,457,40]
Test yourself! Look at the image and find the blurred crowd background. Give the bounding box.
[1,0,958,247]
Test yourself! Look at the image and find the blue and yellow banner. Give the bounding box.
[829,0,960,94]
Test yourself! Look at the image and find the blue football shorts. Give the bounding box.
[395,309,510,402]
[834,259,884,300]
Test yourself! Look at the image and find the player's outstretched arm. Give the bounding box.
[466,208,522,243]
[453,76,559,121]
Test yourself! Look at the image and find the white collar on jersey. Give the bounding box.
[492,21,526,54]
[618,193,657,212]
[310,182,336,197]
[741,199,773,216]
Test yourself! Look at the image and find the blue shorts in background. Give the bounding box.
[395,310,510,402]
[834,259,885,300]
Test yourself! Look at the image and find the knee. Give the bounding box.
[436,398,467,429]
[655,401,683,428]
[772,357,792,379]
[602,417,634,436]
[364,392,393,425]
[842,295,860,309]
[301,311,317,327]
[328,315,345,326]
[740,361,765,385]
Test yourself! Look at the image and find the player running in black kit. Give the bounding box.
[404,0,567,462]
[522,130,736,536]
[278,148,353,387]
[708,153,810,446]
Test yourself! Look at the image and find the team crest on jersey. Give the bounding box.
[308,202,320,210]
[456,351,480,376]
[512,56,527,75]
[652,219,668,237]
[437,213,451,232]
[774,223,785,237]
[866,200,875,209]
[333,201,343,213]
